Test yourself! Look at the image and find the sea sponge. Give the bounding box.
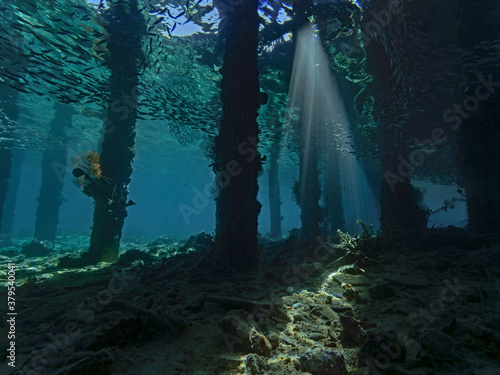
[86,150,102,178]
[72,150,102,186]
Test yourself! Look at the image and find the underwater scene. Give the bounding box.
[1,0,500,374]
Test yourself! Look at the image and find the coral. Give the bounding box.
[72,150,102,184]
[71,150,114,199]
[337,229,355,249]
[87,150,102,178]
[356,220,372,240]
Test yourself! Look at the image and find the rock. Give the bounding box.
[387,275,432,288]
[342,283,363,302]
[338,264,364,275]
[267,332,280,349]
[57,253,89,268]
[368,283,395,300]
[0,248,17,257]
[116,249,155,266]
[462,286,486,303]
[330,303,353,314]
[317,306,339,321]
[21,240,52,257]
[419,329,455,361]
[180,232,213,253]
[485,316,500,330]
[145,236,174,254]
[166,290,178,298]
[309,332,329,341]
[358,331,406,367]
[339,315,366,347]
[249,328,271,357]
[389,298,420,315]
[292,312,305,322]
[299,347,347,375]
[206,295,271,314]
[351,368,379,375]
[280,334,297,347]
[329,252,357,270]
[184,294,206,313]
[244,354,269,375]
[270,305,292,323]
[47,348,114,374]
[217,354,243,371]
[218,310,271,357]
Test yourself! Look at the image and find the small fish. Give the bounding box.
[167,9,185,19]
[152,17,164,26]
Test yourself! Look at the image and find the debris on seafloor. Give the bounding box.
[4,230,500,375]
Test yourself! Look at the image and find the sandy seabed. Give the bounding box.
[1,229,499,375]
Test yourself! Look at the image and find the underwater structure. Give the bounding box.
[267,135,282,238]
[0,0,498,259]
[452,0,500,233]
[85,0,145,263]
[34,103,72,243]
[1,1,500,372]
[213,0,262,271]
[0,88,19,238]
[0,0,498,248]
